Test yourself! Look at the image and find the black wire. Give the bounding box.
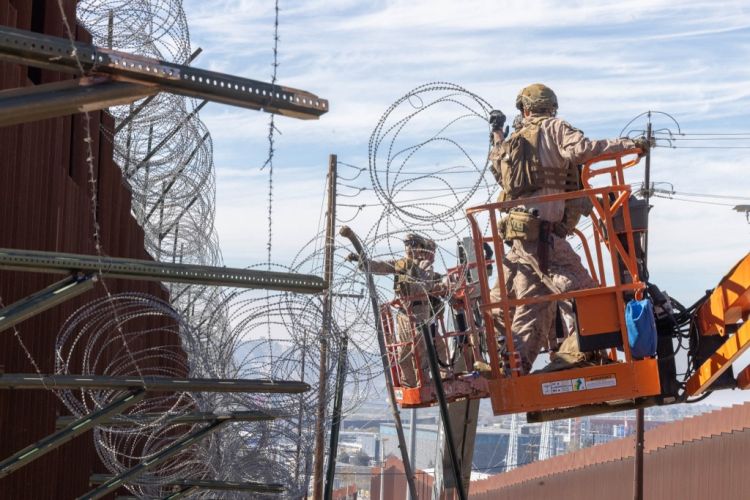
[652,194,738,207]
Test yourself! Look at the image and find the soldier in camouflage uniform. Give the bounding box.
[488,83,649,374]
[349,234,442,388]
[417,238,451,377]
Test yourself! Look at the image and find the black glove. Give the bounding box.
[633,138,652,157]
[489,110,510,145]
[489,110,507,131]
[345,252,360,262]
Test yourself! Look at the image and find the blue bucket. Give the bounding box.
[625,299,657,358]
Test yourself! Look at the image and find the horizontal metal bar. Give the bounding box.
[55,410,274,429]
[0,26,328,120]
[526,396,661,423]
[0,248,327,294]
[163,486,198,500]
[0,77,157,127]
[0,374,310,394]
[0,274,97,333]
[90,475,285,493]
[0,390,145,478]
[79,420,231,500]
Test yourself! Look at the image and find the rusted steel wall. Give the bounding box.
[370,456,435,500]
[468,430,750,500]
[0,1,185,498]
[332,483,358,499]
[469,402,750,499]
[372,403,750,500]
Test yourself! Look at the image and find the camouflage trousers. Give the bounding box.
[395,311,449,388]
[490,235,598,374]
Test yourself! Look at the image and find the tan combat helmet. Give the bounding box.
[403,233,425,256]
[515,83,558,114]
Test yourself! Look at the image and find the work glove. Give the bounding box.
[489,110,507,131]
[632,138,652,157]
[489,110,509,145]
[345,252,360,262]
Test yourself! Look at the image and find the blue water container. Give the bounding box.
[625,299,657,358]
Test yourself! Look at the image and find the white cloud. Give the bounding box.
[181,0,750,407]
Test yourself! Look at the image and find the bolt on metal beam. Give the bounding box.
[0,26,328,120]
[0,248,327,294]
[56,410,275,429]
[0,274,97,334]
[0,389,145,479]
[0,374,310,394]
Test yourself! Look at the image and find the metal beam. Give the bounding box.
[113,47,203,135]
[0,248,327,294]
[78,420,231,500]
[0,77,158,128]
[685,320,750,396]
[422,325,466,500]
[0,274,97,333]
[163,487,198,500]
[0,25,328,120]
[56,410,274,429]
[0,389,145,479]
[127,100,207,179]
[526,396,661,423]
[90,475,284,493]
[0,374,310,394]
[696,252,750,336]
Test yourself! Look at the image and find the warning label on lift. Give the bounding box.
[542,374,617,395]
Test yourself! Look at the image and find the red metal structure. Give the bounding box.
[382,261,491,408]
[0,1,184,498]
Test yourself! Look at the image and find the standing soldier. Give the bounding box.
[347,234,438,388]
[487,83,650,374]
[417,238,451,377]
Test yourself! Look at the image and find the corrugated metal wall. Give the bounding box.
[373,403,750,500]
[0,1,185,498]
[469,429,750,500]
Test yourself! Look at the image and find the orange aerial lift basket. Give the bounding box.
[466,148,663,416]
[381,260,492,409]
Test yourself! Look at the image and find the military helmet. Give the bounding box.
[515,84,558,113]
[403,233,425,248]
[422,238,437,251]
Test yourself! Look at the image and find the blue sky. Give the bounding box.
[180,0,750,406]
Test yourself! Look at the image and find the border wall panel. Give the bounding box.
[0,1,186,498]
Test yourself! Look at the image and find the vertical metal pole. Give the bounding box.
[634,408,644,500]
[380,439,387,500]
[632,114,652,500]
[324,333,348,500]
[313,154,337,500]
[642,115,652,280]
[107,11,114,49]
[339,226,419,500]
[406,408,417,500]
[422,326,466,500]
